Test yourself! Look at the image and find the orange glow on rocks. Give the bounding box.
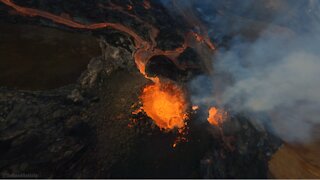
[127,5,133,10]
[0,0,214,79]
[192,105,199,111]
[1,0,216,137]
[141,82,188,130]
[143,0,151,9]
[207,107,227,126]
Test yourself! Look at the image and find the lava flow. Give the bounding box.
[140,81,188,130]
[207,107,227,126]
[0,0,215,132]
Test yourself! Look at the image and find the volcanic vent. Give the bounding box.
[0,0,295,178]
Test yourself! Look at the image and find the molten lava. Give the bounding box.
[141,82,188,130]
[0,0,214,79]
[0,0,216,135]
[192,105,199,111]
[207,107,226,126]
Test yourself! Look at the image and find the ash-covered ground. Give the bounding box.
[0,0,289,178]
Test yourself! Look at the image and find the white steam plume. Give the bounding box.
[163,0,320,143]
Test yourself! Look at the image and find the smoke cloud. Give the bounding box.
[212,31,320,143]
[163,0,320,143]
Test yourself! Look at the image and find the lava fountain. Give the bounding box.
[141,81,188,130]
[0,0,215,132]
[207,107,227,126]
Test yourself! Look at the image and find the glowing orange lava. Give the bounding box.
[192,105,199,111]
[0,0,216,135]
[0,0,214,79]
[141,82,188,130]
[207,107,226,126]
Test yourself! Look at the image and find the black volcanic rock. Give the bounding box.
[0,0,282,178]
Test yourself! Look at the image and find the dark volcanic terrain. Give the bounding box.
[0,0,284,178]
